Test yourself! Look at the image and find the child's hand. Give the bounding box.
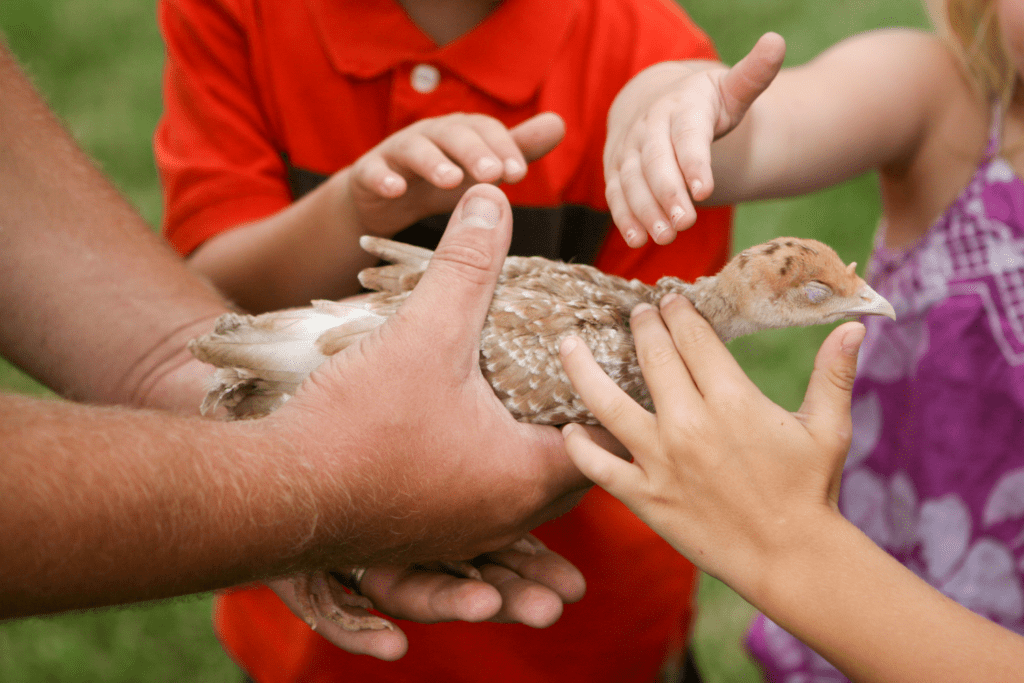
[559,294,863,594]
[603,33,785,247]
[341,112,565,236]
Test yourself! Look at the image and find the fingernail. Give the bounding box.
[660,292,679,307]
[631,302,655,317]
[652,221,670,242]
[476,157,501,178]
[562,423,580,437]
[381,174,402,194]
[625,228,640,246]
[509,536,542,555]
[560,336,579,354]
[690,179,703,196]
[436,163,461,183]
[462,195,500,229]
[504,158,525,178]
[670,206,685,227]
[841,324,866,355]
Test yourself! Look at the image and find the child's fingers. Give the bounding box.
[629,303,702,417]
[383,134,465,188]
[353,154,408,198]
[657,294,750,396]
[559,335,656,456]
[462,115,531,183]
[669,98,717,204]
[422,121,506,184]
[605,173,649,248]
[617,153,676,245]
[510,112,566,164]
[639,113,698,231]
[562,423,643,499]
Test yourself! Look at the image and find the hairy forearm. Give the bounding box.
[0,393,348,617]
[743,512,1024,683]
[0,41,228,406]
[188,170,376,313]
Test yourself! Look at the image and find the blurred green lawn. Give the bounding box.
[0,0,927,680]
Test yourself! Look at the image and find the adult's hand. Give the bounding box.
[0,43,584,619]
[266,184,592,569]
[267,534,586,661]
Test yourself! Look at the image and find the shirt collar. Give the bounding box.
[305,0,579,105]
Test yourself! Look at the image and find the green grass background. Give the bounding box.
[0,0,927,680]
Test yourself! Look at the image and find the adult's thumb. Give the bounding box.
[797,321,864,452]
[398,184,512,347]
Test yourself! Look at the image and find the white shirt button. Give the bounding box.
[410,64,440,93]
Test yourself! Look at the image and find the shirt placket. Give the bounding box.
[389,60,458,131]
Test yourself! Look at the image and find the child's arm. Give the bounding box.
[604,29,967,246]
[559,299,1024,683]
[189,112,565,313]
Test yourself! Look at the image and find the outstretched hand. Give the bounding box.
[603,33,785,246]
[342,112,566,237]
[559,293,863,594]
[267,534,585,660]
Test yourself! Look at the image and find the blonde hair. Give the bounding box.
[934,0,1017,106]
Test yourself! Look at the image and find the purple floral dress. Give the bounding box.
[745,120,1024,682]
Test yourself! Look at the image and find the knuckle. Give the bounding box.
[829,361,858,393]
[592,393,632,432]
[670,314,717,349]
[641,138,677,166]
[637,341,679,373]
[707,385,751,414]
[678,157,711,186]
[618,153,643,180]
[430,242,496,283]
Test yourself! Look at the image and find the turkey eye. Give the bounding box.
[805,281,832,304]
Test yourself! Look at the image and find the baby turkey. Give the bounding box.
[193,235,895,424]
[189,235,895,633]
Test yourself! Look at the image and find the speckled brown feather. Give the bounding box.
[193,236,894,425]
[188,235,894,633]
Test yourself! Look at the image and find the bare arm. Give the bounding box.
[0,181,590,619]
[0,41,589,618]
[0,40,225,409]
[0,393,329,616]
[560,300,1024,682]
[604,29,963,246]
[188,113,565,313]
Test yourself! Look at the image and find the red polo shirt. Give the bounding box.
[156,0,732,681]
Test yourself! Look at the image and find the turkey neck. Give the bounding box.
[651,275,744,343]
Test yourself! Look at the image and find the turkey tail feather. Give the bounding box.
[357,236,432,292]
[190,303,386,418]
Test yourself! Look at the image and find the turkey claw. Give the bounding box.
[291,570,395,632]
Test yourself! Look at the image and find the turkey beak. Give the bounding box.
[842,283,896,320]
